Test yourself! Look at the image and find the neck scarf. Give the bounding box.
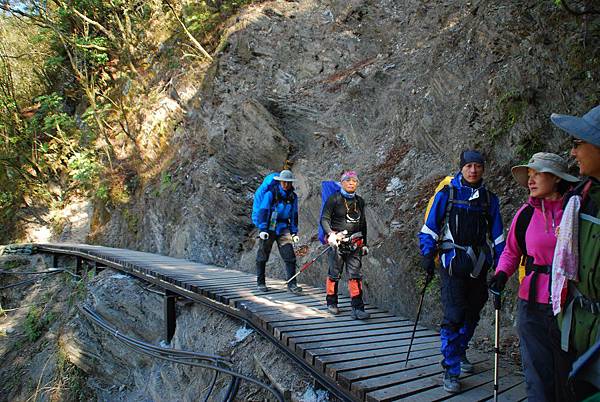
[340,188,355,199]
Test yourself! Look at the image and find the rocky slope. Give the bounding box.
[85,0,599,336]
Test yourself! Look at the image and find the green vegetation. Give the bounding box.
[489,90,528,142]
[2,258,29,270]
[53,348,92,401]
[0,0,259,242]
[516,130,544,159]
[24,305,51,342]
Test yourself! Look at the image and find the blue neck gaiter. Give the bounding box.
[340,188,355,199]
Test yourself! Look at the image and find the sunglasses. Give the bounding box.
[571,138,586,148]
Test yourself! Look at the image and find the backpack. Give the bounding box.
[318,181,342,244]
[514,204,535,283]
[423,176,453,224]
[251,173,279,227]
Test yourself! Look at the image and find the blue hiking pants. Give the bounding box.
[439,267,488,375]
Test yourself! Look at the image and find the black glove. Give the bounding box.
[488,271,508,294]
[421,254,436,277]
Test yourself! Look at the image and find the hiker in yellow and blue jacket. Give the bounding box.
[418,150,505,393]
[255,169,302,294]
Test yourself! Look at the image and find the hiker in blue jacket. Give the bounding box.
[418,150,505,393]
[255,169,302,294]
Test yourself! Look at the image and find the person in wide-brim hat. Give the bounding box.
[274,169,296,182]
[511,152,579,188]
[489,151,578,402]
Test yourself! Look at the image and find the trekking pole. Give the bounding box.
[493,292,501,402]
[404,271,433,367]
[285,245,332,284]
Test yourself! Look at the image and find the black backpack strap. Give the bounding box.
[515,204,534,257]
[443,184,454,229]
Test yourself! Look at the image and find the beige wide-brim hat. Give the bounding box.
[511,152,579,188]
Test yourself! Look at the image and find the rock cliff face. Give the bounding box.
[94,0,600,332]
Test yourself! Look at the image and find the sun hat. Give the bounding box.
[274,169,296,182]
[550,104,600,147]
[459,150,485,169]
[511,152,579,188]
[340,170,359,182]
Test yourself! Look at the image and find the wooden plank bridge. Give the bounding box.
[33,243,527,401]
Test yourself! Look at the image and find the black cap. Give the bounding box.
[459,150,485,169]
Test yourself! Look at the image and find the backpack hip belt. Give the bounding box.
[440,241,486,278]
[524,257,551,304]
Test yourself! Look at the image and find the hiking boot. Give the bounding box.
[443,370,461,393]
[460,356,474,373]
[257,283,269,292]
[327,304,340,315]
[287,283,303,295]
[351,308,370,320]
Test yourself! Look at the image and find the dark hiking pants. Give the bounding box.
[326,247,364,309]
[517,299,574,402]
[256,231,297,286]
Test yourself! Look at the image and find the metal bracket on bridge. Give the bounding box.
[164,289,177,344]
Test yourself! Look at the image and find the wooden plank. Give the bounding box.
[219,286,324,303]
[481,379,527,402]
[270,312,396,335]
[217,285,324,301]
[325,343,441,379]
[308,337,439,367]
[241,296,342,314]
[444,372,524,401]
[367,362,493,402]
[290,326,437,353]
[242,290,329,305]
[281,320,415,346]
[339,353,442,389]
[258,303,379,320]
[274,316,404,339]
[351,356,488,401]
[350,356,448,400]
[262,306,386,333]
[256,304,379,333]
[310,334,440,371]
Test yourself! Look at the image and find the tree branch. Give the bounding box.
[74,43,109,52]
[163,0,213,61]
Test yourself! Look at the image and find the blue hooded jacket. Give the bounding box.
[256,184,298,235]
[419,173,505,269]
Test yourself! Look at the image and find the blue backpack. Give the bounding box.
[252,173,279,227]
[318,181,342,244]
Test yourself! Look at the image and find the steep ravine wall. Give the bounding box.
[92,0,600,338]
[0,254,322,401]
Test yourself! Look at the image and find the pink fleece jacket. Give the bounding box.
[496,197,564,304]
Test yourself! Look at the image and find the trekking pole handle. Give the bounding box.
[493,292,501,310]
[285,245,332,284]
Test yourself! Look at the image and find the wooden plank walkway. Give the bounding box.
[33,243,526,402]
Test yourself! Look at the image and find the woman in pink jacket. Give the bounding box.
[488,152,579,402]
